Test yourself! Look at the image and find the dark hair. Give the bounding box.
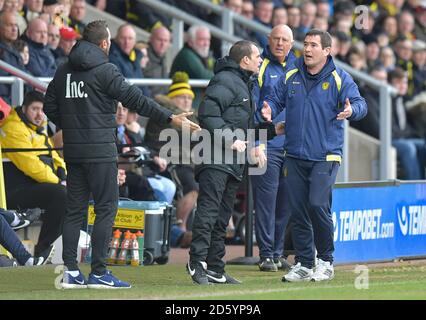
[229,40,257,64]
[83,20,109,45]
[388,67,406,83]
[305,28,332,48]
[12,39,28,53]
[23,90,45,107]
[370,65,387,74]
[255,0,272,9]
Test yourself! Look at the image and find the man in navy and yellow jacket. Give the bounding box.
[252,24,295,273]
[264,29,367,282]
[0,91,66,261]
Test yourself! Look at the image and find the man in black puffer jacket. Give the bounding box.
[187,40,281,285]
[44,20,199,290]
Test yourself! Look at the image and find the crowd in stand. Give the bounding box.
[0,0,425,266]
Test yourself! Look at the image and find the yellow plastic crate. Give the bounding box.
[88,205,145,230]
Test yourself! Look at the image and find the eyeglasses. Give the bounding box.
[48,33,60,39]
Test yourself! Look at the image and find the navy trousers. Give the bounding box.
[285,157,339,269]
[252,150,290,259]
[0,213,31,265]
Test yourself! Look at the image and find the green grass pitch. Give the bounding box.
[0,261,426,300]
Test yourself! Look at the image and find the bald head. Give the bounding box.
[0,11,18,43]
[268,24,293,62]
[27,18,48,46]
[149,26,171,57]
[116,24,136,56]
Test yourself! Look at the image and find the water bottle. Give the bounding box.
[116,230,131,265]
[107,229,122,265]
[130,233,140,266]
[135,230,144,266]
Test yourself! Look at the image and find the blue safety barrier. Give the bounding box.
[332,181,426,264]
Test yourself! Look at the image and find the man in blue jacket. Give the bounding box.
[252,24,295,272]
[263,29,367,282]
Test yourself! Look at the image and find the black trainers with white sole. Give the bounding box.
[186,261,209,285]
[258,257,278,272]
[206,269,241,284]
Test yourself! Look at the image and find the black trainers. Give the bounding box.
[12,208,42,230]
[258,257,278,272]
[274,256,293,271]
[186,261,209,285]
[32,257,46,266]
[11,218,30,230]
[36,245,55,264]
[206,269,241,284]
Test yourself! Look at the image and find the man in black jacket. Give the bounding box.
[44,20,199,289]
[187,40,280,285]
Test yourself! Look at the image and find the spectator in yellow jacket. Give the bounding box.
[0,91,66,262]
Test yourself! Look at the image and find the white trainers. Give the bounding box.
[311,259,334,282]
[282,263,313,282]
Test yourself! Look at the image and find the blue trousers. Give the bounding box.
[252,150,290,259]
[392,138,426,180]
[0,212,31,265]
[285,157,339,269]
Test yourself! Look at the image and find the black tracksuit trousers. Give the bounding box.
[62,162,118,275]
[189,168,240,273]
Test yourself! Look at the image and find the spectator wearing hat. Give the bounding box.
[54,26,78,66]
[69,0,87,35]
[109,23,150,97]
[24,18,57,77]
[412,40,426,96]
[145,72,199,248]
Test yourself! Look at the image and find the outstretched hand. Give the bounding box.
[231,140,248,152]
[170,112,201,132]
[261,101,272,122]
[337,98,353,120]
